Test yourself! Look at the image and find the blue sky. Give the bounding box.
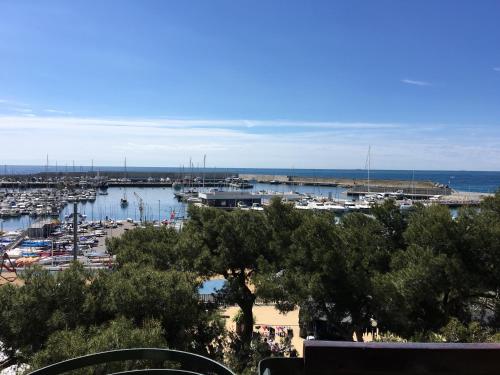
[0,0,499,169]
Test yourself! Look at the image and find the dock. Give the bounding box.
[346,185,452,198]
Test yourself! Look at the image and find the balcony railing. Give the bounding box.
[24,342,500,375]
[27,348,235,375]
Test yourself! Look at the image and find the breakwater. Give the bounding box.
[239,174,448,193]
[2,167,499,193]
[346,185,452,198]
[0,170,458,199]
[1,171,439,188]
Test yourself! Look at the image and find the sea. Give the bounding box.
[1,166,499,232]
[2,165,500,193]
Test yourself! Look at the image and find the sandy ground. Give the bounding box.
[0,272,23,286]
[222,304,304,356]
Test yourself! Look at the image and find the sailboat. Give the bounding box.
[362,145,379,202]
[120,191,128,207]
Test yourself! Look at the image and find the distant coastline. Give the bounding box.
[1,166,499,193]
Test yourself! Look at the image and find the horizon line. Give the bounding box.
[2,164,500,174]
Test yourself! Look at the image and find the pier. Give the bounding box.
[239,174,442,190]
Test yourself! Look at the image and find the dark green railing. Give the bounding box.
[28,348,235,375]
[258,357,303,375]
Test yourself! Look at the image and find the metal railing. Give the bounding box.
[28,348,236,375]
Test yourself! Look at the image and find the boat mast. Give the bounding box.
[124,157,127,180]
[203,154,206,189]
[412,169,415,196]
[365,145,371,193]
[46,154,50,189]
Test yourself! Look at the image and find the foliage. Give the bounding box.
[225,331,295,375]
[0,264,90,363]
[0,262,225,370]
[106,225,180,270]
[371,199,408,250]
[373,331,408,343]
[266,194,500,343]
[29,317,168,374]
[104,264,225,354]
[270,211,391,340]
[177,206,275,352]
[3,193,500,372]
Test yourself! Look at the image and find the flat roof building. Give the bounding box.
[198,190,302,209]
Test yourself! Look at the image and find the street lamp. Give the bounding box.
[370,318,378,340]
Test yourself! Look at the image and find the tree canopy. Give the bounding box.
[1,193,500,373]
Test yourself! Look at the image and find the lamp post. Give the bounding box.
[73,202,78,262]
[370,318,378,340]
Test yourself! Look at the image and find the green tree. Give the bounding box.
[107,226,180,270]
[438,317,491,343]
[403,204,458,255]
[177,206,275,356]
[265,198,303,257]
[104,264,222,352]
[0,264,90,367]
[271,211,390,341]
[0,262,226,370]
[371,199,408,250]
[373,201,500,338]
[481,190,500,216]
[373,245,455,336]
[30,317,167,374]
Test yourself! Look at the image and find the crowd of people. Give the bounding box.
[254,325,298,357]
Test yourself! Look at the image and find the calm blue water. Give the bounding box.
[1,166,499,232]
[2,165,500,193]
[0,183,348,232]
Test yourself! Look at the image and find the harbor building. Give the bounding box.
[26,219,55,238]
[198,190,302,209]
[198,191,262,208]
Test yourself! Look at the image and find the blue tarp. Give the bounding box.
[21,240,52,247]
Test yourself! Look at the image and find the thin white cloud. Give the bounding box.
[401,78,432,86]
[0,115,499,170]
[11,107,33,113]
[494,67,500,72]
[0,98,30,107]
[44,109,72,115]
[0,115,403,131]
